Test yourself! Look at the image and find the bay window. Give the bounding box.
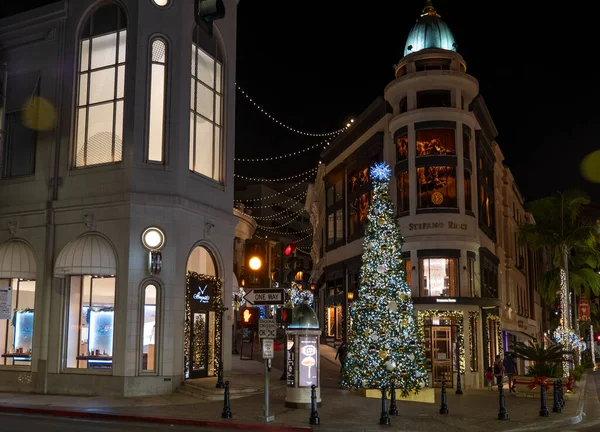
[420,258,459,297]
[416,129,455,156]
[417,166,457,209]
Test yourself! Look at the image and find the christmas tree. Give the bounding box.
[342,162,427,396]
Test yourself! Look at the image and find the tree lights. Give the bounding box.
[342,162,427,396]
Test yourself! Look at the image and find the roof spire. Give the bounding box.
[421,1,440,17]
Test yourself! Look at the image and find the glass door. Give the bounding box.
[190,312,208,379]
[432,326,453,387]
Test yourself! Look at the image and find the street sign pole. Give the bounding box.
[262,337,275,422]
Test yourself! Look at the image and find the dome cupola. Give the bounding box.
[404,1,457,56]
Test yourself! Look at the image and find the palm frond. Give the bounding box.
[537,267,561,303]
[570,267,600,297]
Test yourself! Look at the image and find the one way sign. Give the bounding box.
[243,288,284,306]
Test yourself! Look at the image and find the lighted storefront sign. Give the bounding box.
[192,284,211,303]
[408,221,468,231]
[299,336,318,387]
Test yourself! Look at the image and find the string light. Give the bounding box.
[256,209,307,230]
[234,167,318,183]
[235,137,336,162]
[255,206,307,222]
[242,191,307,210]
[258,225,313,235]
[236,82,353,137]
[234,179,309,202]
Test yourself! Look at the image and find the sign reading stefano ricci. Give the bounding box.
[408,221,468,231]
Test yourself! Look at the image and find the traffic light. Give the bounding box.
[245,240,267,288]
[284,242,297,256]
[242,307,259,328]
[276,307,293,325]
[194,0,225,35]
[596,334,600,342]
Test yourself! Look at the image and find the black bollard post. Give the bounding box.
[455,372,463,395]
[389,383,398,416]
[380,386,390,425]
[497,381,509,420]
[309,384,320,425]
[552,380,562,413]
[439,380,449,414]
[539,383,549,417]
[221,381,232,419]
[559,379,565,407]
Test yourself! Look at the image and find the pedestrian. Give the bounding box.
[485,366,494,391]
[503,351,517,392]
[335,340,348,375]
[494,354,505,389]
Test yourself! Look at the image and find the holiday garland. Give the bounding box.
[468,311,480,372]
[417,310,465,374]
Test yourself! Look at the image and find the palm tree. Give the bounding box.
[518,190,600,372]
[512,341,572,377]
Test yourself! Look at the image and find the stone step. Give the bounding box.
[177,381,262,401]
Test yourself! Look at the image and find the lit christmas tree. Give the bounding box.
[342,162,427,396]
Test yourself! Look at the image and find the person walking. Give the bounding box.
[503,351,518,392]
[494,354,505,389]
[335,341,348,375]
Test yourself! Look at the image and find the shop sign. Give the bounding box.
[299,336,318,387]
[408,221,468,231]
[579,296,591,321]
[0,287,11,320]
[189,277,215,308]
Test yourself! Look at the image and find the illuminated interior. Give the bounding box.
[417,166,457,208]
[416,129,455,156]
[142,284,157,372]
[0,279,35,366]
[420,258,458,297]
[396,134,408,161]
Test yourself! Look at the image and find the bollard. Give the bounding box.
[497,381,509,420]
[389,383,398,416]
[439,380,449,415]
[539,382,549,417]
[559,379,565,407]
[309,384,320,425]
[552,380,562,413]
[221,380,232,419]
[380,386,390,425]
[455,372,463,395]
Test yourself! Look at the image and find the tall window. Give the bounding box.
[467,256,476,296]
[416,90,451,109]
[395,132,408,161]
[397,170,409,213]
[348,156,378,239]
[190,29,223,181]
[147,38,168,163]
[416,129,455,156]
[420,258,459,297]
[141,283,159,372]
[66,276,115,370]
[326,176,344,247]
[464,170,472,212]
[75,4,127,167]
[477,133,496,236]
[0,279,36,366]
[463,127,471,160]
[417,166,457,209]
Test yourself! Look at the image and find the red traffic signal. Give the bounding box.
[284,242,297,256]
[276,307,293,325]
[596,334,600,342]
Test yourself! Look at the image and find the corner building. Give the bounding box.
[306,1,543,389]
[0,0,239,396]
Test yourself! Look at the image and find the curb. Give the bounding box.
[502,373,587,432]
[0,404,311,432]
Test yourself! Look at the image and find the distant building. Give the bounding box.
[305,1,544,389]
[0,0,240,396]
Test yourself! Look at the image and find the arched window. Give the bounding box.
[189,27,223,181]
[140,282,159,373]
[147,37,168,163]
[186,245,217,276]
[75,3,127,167]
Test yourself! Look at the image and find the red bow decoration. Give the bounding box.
[566,375,574,391]
[528,375,550,390]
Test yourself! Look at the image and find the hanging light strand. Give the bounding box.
[236,83,353,137]
[235,136,335,162]
[253,201,304,220]
[234,167,318,183]
[258,225,313,235]
[242,191,307,210]
[256,208,308,229]
[234,174,314,203]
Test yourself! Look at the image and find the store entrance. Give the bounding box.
[431,326,453,388]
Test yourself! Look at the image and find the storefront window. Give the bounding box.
[396,133,408,161]
[416,166,457,209]
[0,279,35,366]
[397,171,409,213]
[420,258,458,297]
[66,276,115,370]
[464,170,472,212]
[416,129,455,156]
[141,283,158,372]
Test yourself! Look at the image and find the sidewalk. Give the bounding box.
[0,360,589,432]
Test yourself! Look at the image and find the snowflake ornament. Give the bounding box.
[370,162,392,181]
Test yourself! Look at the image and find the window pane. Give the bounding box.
[142,284,157,372]
[215,94,221,126]
[416,90,451,108]
[91,33,117,70]
[215,62,222,93]
[118,30,127,63]
[78,73,88,106]
[194,115,213,177]
[76,108,87,167]
[189,111,195,171]
[421,258,458,297]
[335,209,343,240]
[152,39,166,64]
[114,100,124,162]
[213,126,221,180]
[417,166,457,209]
[195,82,214,121]
[3,112,37,177]
[463,133,470,159]
[416,129,455,156]
[397,171,409,213]
[148,64,165,162]
[80,40,90,72]
[464,170,472,212]
[327,213,334,245]
[196,47,215,87]
[190,77,196,110]
[89,68,116,104]
[86,102,114,165]
[116,65,125,99]
[396,133,408,161]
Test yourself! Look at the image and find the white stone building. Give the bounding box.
[0,0,240,396]
[306,1,544,389]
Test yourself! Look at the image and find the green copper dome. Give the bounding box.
[404,1,457,56]
[289,303,319,329]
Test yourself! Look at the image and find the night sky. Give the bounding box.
[3,0,599,202]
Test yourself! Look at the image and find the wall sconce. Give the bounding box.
[348,291,354,300]
[141,227,166,275]
[310,283,316,291]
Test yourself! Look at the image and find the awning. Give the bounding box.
[0,239,36,279]
[54,234,117,277]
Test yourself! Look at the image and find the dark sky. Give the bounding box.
[3,0,599,202]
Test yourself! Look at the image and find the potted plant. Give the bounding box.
[511,341,572,398]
